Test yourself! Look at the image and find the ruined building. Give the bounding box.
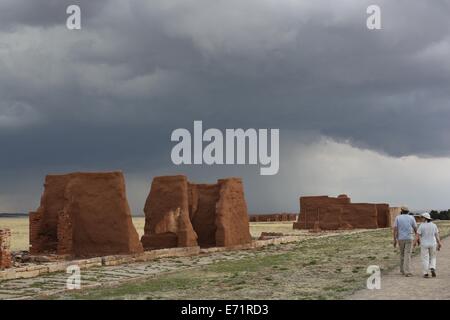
[293,194,398,230]
[249,213,297,222]
[0,229,12,269]
[389,207,402,226]
[30,172,143,257]
[141,175,252,249]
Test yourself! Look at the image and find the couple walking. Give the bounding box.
[393,207,442,278]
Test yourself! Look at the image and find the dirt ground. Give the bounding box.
[349,235,450,300]
[2,219,449,300]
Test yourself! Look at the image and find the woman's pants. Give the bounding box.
[420,245,437,275]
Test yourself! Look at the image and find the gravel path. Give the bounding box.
[349,237,450,300]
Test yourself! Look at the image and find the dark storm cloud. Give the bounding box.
[1,0,450,212]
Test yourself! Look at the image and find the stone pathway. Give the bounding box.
[349,237,450,300]
[0,245,279,300]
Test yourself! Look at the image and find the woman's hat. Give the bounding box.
[421,212,432,220]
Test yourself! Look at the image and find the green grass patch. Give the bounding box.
[51,221,450,300]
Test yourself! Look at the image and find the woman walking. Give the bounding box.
[414,213,442,278]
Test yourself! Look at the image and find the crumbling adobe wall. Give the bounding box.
[316,205,343,230]
[141,175,198,250]
[57,208,73,255]
[283,214,298,222]
[65,173,143,257]
[0,229,12,269]
[215,178,252,247]
[294,195,352,229]
[340,204,379,229]
[190,184,220,248]
[141,176,252,249]
[389,207,402,226]
[293,195,393,230]
[30,172,143,257]
[249,213,297,222]
[376,204,391,228]
[29,175,71,254]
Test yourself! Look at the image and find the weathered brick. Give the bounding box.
[0,229,12,269]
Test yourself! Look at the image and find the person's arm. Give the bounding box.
[412,218,418,234]
[393,220,398,248]
[414,231,420,247]
[435,226,442,251]
[414,224,422,247]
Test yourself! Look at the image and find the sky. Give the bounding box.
[0,0,450,214]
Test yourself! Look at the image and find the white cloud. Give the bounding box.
[274,137,450,212]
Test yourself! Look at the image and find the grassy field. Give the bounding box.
[3,217,449,300]
[0,217,300,251]
[0,217,29,251]
[52,221,450,300]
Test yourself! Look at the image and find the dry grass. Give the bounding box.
[58,221,450,300]
[249,221,308,237]
[0,217,29,251]
[3,216,450,300]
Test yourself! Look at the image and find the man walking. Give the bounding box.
[393,207,417,277]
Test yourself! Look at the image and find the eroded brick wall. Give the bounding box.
[141,175,252,249]
[0,229,12,269]
[215,178,252,247]
[56,209,73,255]
[249,213,297,222]
[389,207,402,226]
[30,172,143,258]
[293,195,394,230]
[376,204,391,228]
[29,175,69,254]
[190,183,220,248]
[141,175,198,250]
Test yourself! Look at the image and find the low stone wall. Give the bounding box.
[199,235,303,253]
[0,247,200,281]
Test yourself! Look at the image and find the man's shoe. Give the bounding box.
[431,269,436,277]
[423,274,429,278]
[405,273,413,277]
